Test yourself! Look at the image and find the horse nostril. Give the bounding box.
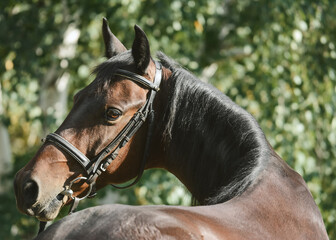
[23,179,39,207]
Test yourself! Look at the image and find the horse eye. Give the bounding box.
[105,108,122,121]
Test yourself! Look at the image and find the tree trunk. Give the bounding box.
[0,83,12,193]
[39,24,80,135]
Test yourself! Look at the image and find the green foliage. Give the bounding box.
[1,0,335,239]
[206,1,336,236]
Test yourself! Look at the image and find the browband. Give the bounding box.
[114,60,161,91]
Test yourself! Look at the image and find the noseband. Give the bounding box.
[42,60,162,214]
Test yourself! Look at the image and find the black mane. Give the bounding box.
[92,51,271,205]
[157,52,271,205]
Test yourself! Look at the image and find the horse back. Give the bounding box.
[35,155,328,240]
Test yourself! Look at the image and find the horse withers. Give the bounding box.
[14,18,328,239]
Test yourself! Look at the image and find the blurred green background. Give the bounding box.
[1,0,335,239]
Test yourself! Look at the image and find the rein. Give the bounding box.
[39,60,162,232]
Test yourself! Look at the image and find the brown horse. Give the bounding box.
[14,18,328,239]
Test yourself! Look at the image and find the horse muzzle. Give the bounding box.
[14,169,64,221]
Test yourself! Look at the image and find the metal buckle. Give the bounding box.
[100,163,107,172]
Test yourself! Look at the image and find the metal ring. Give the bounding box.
[69,176,87,188]
[75,182,93,201]
[66,177,93,201]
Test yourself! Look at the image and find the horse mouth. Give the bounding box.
[33,193,70,221]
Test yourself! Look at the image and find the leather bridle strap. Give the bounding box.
[86,60,162,186]
[38,61,162,236]
[42,60,162,202]
[44,133,90,172]
[114,69,160,91]
[108,62,161,189]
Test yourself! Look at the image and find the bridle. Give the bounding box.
[40,60,162,222]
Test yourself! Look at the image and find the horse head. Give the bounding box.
[14,19,165,222]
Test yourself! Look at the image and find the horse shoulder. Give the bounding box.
[221,155,328,240]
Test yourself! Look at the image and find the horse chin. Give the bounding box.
[36,209,60,222]
[35,195,65,221]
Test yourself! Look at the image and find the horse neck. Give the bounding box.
[150,66,271,205]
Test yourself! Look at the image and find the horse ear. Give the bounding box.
[102,18,127,58]
[132,25,151,73]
